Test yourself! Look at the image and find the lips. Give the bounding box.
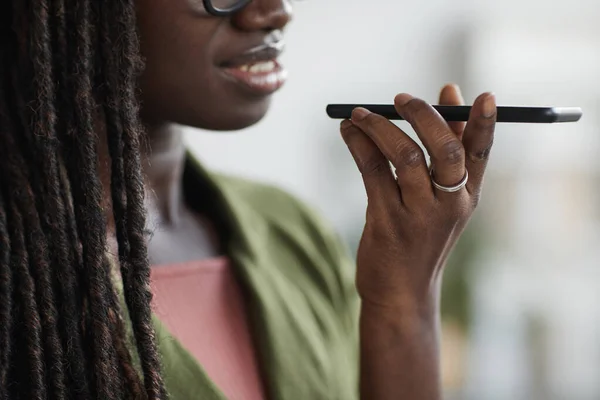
[219,39,288,96]
[220,41,284,68]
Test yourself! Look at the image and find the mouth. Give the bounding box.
[219,39,288,96]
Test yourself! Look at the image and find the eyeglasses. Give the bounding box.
[203,0,301,17]
[203,0,253,16]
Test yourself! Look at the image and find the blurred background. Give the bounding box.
[186,0,600,398]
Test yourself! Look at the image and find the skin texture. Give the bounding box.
[342,85,496,399]
[136,0,292,131]
[133,0,293,263]
[130,0,497,398]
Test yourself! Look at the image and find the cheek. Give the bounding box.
[135,6,272,130]
[138,43,220,124]
[136,14,215,119]
[183,0,211,15]
[136,0,214,87]
[138,37,272,130]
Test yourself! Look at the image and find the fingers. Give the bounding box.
[462,92,496,197]
[339,120,401,210]
[348,108,434,209]
[342,89,495,214]
[438,84,466,138]
[394,93,466,191]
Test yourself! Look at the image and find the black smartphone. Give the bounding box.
[326,104,583,123]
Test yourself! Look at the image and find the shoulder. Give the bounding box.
[212,173,359,394]
[182,165,360,397]
[212,172,348,265]
[212,173,313,221]
[212,172,358,309]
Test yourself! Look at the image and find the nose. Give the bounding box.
[231,0,293,32]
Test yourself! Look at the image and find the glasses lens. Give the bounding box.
[210,0,247,11]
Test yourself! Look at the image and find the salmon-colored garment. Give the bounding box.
[150,257,265,400]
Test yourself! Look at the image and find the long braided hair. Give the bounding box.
[0,0,166,398]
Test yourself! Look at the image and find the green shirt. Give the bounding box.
[152,155,360,399]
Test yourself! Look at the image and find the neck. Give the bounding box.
[99,119,214,263]
[143,123,187,225]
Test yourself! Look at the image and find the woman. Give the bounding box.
[0,0,496,399]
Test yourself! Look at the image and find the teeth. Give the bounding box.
[238,61,276,73]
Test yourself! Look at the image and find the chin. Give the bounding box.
[140,86,275,132]
[190,96,273,132]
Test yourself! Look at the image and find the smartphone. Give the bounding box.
[326,104,583,123]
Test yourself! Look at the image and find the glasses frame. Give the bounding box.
[202,0,253,16]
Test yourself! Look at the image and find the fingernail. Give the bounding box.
[340,119,353,130]
[351,107,371,122]
[394,93,413,107]
[482,93,496,118]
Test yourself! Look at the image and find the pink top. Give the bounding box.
[150,257,265,400]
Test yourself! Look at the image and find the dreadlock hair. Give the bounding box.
[0,0,167,398]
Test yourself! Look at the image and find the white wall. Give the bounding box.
[464,20,600,400]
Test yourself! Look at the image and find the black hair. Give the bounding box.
[0,0,166,398]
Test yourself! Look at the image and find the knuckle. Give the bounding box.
[360,157,390,176]
[393,143,424,169]
[468,139,494,163]
[439,139,465,165]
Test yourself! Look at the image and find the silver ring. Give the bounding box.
[430,168,469,193]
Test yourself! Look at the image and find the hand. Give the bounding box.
[340,84,496,314]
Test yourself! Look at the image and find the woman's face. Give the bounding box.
[136,0,293,131]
